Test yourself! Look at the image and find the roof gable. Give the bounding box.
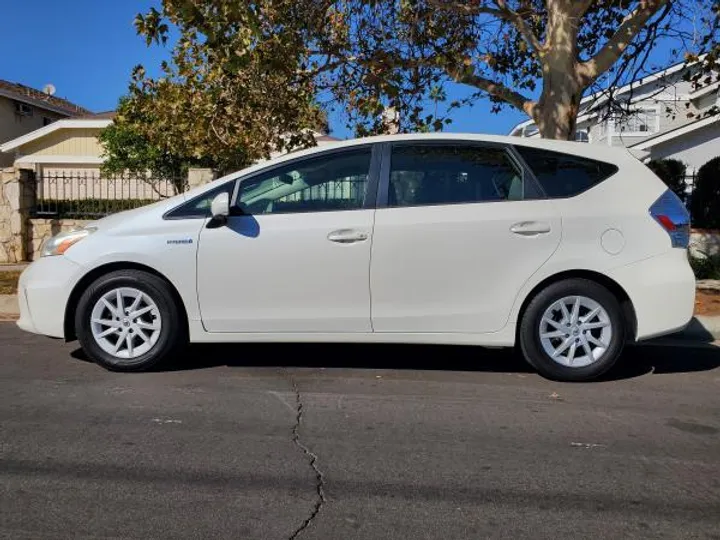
[0,119,111,153]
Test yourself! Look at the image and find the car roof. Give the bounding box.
[314,132,633,162]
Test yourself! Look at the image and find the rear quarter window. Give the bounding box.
[515,146,618,198]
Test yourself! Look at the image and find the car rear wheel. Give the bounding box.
[519,279,626,382]
[75,270,186,372]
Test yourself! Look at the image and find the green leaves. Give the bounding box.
[112,0,718,161]
[105,1,328,179]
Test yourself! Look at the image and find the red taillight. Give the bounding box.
[649,190,690,249]
[656,214,676,232]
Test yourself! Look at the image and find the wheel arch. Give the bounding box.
[64,262,188,341]
[515,270,638,343]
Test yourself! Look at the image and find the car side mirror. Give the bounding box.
[210,192,230,224]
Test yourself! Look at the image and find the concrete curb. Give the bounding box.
[0,295,18,319]
[1,292,720,343]
[676,316,720,342]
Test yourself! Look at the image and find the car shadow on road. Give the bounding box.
[71,339,720,381]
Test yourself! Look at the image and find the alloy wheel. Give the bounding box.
[538,295,613,368]
[89,287,162,362]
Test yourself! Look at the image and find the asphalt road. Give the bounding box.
[1,323,719,540]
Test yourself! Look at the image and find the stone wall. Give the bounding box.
[0,169,15,262]
[0,167,217,263]
[0,168,34,263]
[26,218,92,261]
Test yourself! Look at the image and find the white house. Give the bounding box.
[509,58,720,172]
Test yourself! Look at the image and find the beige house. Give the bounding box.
[0,113,340,179]
[0,80,91,167]
[0,114,112,178]
[0,114,341,201]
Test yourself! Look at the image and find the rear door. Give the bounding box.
[370,142,562,334]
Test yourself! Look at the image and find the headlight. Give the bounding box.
[41,227,96,257]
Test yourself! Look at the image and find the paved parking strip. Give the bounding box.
[0,323,719,539]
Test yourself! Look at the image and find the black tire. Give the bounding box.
[75,270,186,372]
[519,279,626,382]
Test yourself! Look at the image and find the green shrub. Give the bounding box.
[690,157,720,229]
[689,252,720,280]
[34,198,160,219]
[647,159,687,201]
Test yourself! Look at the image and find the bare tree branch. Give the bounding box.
[579,0,671,83]
[447,66,537,115]
[427,0,542,52]
[493,0,543,53]
[572,0,595,17]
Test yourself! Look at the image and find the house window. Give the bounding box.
[43,117,54,126]
[14,102,33,117]
[575,130,590,143]
[523,124,539,137]
[611,106,660,136]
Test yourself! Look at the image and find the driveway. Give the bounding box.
[0,323,719,539]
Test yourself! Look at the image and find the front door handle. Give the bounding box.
[510,221,552,236]
[327,229,369,244]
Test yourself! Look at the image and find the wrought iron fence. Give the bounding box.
[276,175,367,211]
[32,172,185,219]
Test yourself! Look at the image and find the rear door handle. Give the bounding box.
[327,229,369,244]
[510,221,552,236]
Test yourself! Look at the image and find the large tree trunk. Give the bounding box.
[534,0,584,141]
[534,76,582,140]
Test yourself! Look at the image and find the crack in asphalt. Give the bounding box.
[287,373,326,540]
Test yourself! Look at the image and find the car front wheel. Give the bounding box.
[75,270,186,371]
[519,279,626,382]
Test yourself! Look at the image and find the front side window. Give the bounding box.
[165,180,236,219]
[236,149,371,215]
[516,146,618,198]
[388,144,531,207]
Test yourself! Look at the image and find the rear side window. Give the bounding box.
[516,147,618,198]
[388,144,538,207]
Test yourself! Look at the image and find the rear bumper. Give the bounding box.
[16,256,82,339]
[608,249,695,341]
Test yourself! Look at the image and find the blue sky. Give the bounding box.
[0,0,527,138]
[0,0,686,139]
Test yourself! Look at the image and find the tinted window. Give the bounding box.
[388,145,532,207]
[516,147,618,198]
[236,149,371,215]
[165,180,236,219]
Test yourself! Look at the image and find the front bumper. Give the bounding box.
[608,249,696,341]
[17,256,83,339]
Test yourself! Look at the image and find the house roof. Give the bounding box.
[0,80,92,117]
[78,110,116,120]
[0,117,333,155]
[0,118,111,153]
[628,114,720,151]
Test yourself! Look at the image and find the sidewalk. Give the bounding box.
[0,263,29,272]
[0,295,18,321]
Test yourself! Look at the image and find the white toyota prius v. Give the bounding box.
[17,133,695,381]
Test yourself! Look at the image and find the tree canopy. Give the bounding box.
[104,0,719,179]
[103,2,328,179]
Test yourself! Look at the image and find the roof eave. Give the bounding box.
[0,119,112,153]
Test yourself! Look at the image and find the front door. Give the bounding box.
[370,142,562,334]
[197,146,377,333]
